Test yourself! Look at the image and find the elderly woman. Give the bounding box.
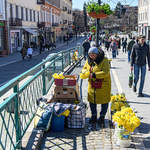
[82,47,111,124]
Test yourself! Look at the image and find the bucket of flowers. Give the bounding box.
[86,1,113,19]
[112,107,140,147]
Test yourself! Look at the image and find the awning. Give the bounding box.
[23,28,39,36]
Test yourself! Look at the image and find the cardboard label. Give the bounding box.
[63,79,68,85]
[63,92,67,94]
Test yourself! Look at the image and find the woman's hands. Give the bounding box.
[89,73,93,79]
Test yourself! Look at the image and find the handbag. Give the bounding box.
[90,66,104,89]
[128,70,133,88]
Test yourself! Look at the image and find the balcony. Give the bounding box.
[37,0,45,5]
[52,23,59,27]
[63,20,67,24]
[62,7,67,11]
[9,18,22,26]
[38,22,46,28]
[68,21,72,25]
[68,10,71,14]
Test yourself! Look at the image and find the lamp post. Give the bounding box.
[67,28,68,44]
[96,0,101,48]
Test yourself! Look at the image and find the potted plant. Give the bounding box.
[90,26,96,32]
[86,1,113,19]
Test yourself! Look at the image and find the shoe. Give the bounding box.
[89,116,97,123]
[138,92,144,97]
[133,86,136,92]
[98,116,104,124]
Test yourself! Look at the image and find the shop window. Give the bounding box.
[0,28,3,50]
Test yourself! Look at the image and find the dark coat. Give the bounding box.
[127,40,135,51]
[122,41,127,48]
[82,41,91,53]
[131,42,150,67]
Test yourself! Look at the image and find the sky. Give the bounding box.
[72,0,138,10]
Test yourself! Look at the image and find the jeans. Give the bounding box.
[133,64,146,93]
[89,102,108,117]
[128,50,131,62]
[83,52,88,60]
[112,50,116,59]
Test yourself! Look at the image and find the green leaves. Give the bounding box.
[86,1,113,15]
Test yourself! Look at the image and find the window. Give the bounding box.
[0,0,3,14]
[30,10,32,21]
[16,6,18,18]
[21,7,24,20]
[10,4,13,18]
[0,28,3,50]
[38,11,39,23]
[26,8,28,21]
[33,10,35,22]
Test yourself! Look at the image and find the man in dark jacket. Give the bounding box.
[131,35,150,97]
[122,40,127,53]
[127,37,135,63]
[82,39,90,60]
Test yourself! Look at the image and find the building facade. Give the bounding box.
[0,0,9,56]
[138,0,149,39]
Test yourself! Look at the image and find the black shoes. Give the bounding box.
[89,116,97,123]
[133,86,137,92]
[138,92,144,97]
[98,116,104,124]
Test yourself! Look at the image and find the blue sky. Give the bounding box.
[72,0,138,10]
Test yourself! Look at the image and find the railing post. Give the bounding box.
[14,84,21,149]
[62,52,64,71]
[42,64,46,95]
[53,58,55,73]
[69,50,71,65]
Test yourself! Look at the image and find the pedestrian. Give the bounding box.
[110,39,118,59]
[105,39,110,51]
[82,39,91,60]
[131,35,150,97]
[27,46,33,59]
[127,37,135,63]
[81,47,111,124]
[122,37,124,43]
[146,39,149,45]
[20,44,27,59]
[63,35,66,43]
[118,38,121,49]
[89,36,92,42]
[122,40,127,53]
[59,36,62,42]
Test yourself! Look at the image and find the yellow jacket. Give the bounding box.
[82,51,111,104]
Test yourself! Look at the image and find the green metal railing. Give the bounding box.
[0,46,83,150]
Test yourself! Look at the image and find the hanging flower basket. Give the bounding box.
[88,12,109,19]
[91,29,96,33]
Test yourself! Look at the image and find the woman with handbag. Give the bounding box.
[82,47,111,124]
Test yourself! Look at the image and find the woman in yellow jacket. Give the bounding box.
[82,47,111,124]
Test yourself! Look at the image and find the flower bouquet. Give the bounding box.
[80,71,90,79]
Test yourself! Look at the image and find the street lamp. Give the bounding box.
[67,28,68,44]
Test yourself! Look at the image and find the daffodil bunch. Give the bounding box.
[111,93,126,102]
[80,71,90,79]
[52,73,65,79]
[112,107,140,132]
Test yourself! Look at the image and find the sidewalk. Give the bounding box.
[35,49,148,150]
[0,37,77,67]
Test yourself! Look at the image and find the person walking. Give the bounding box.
[127,37,135,63]
[27,46,33,59]
[20,44,27,59]
[105,39,110,51]
[118,38,121,49]
[82,39,91,60]
[81,47,111,124]
[131,35,150,97]
[122,40,127,53]
[110,39,118,59]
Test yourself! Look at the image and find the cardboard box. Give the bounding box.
[50,98,77,104]
[55,75,77,86]
[54,86,76,98]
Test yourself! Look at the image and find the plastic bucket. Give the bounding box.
[51,115,65,132]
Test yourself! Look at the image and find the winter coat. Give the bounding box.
[21,47,27,57]
[127,40,135,51]
[82,41,91,53]
[110,42,118,51]
[122,41,127,48]
[27,48,33,55]
[82,50,111,104]
[131,42,150,67]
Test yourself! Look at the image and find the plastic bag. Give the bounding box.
[129,71,133,88]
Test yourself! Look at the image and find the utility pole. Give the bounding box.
[96,0,101,48]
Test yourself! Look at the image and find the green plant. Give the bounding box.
[86,1,113,15]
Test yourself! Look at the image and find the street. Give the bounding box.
[0,37,84,86]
